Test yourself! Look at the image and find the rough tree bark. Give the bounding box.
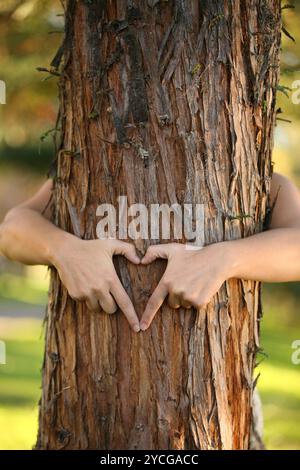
[36,0,281,450]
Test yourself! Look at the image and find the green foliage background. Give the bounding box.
[0,0,300,449]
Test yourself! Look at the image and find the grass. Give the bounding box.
[258,351,300,449]
[0,318,44,450]
[0,407,39,450]
[0,273,300,449]
[256,290,300,449]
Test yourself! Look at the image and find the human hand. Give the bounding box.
[53,237,141,332]
[139,242,232,330]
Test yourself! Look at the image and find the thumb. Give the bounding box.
[141,243,171,265]
[112,240,141,264]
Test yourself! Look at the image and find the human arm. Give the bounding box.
[139,173,300,330]
[0,180,141,331]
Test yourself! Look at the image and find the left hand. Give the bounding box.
[139,242,232,330]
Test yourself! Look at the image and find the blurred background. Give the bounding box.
[0,0,300,450]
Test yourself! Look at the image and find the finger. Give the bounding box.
[86,297,101,314]
[112,240,140,264]
[98,292,117,314]
[141,244,172,265]
[181,299,192,309]
[140,281,168,330]
[167,292,181,309]
[110,279,140,332]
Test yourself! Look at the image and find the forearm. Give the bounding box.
[0,208,74,266]
[224,228,300,282]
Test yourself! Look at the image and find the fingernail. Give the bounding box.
[133,324,140,332]
[140,322,148,331]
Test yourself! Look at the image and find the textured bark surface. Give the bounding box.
[37,0,281,450]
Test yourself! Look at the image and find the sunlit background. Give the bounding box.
[0,0,300,450]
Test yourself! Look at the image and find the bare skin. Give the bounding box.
[1,173,300,332]
[0,182,141,332]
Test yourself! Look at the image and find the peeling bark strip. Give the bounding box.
[36,1,281,449]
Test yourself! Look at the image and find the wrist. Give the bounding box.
[219,240,244,279]
[209,240,241,280]
[47,231,80,268]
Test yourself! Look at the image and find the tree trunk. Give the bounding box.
[36,0,281,450]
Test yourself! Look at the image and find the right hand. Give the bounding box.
[53,237,141,332]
